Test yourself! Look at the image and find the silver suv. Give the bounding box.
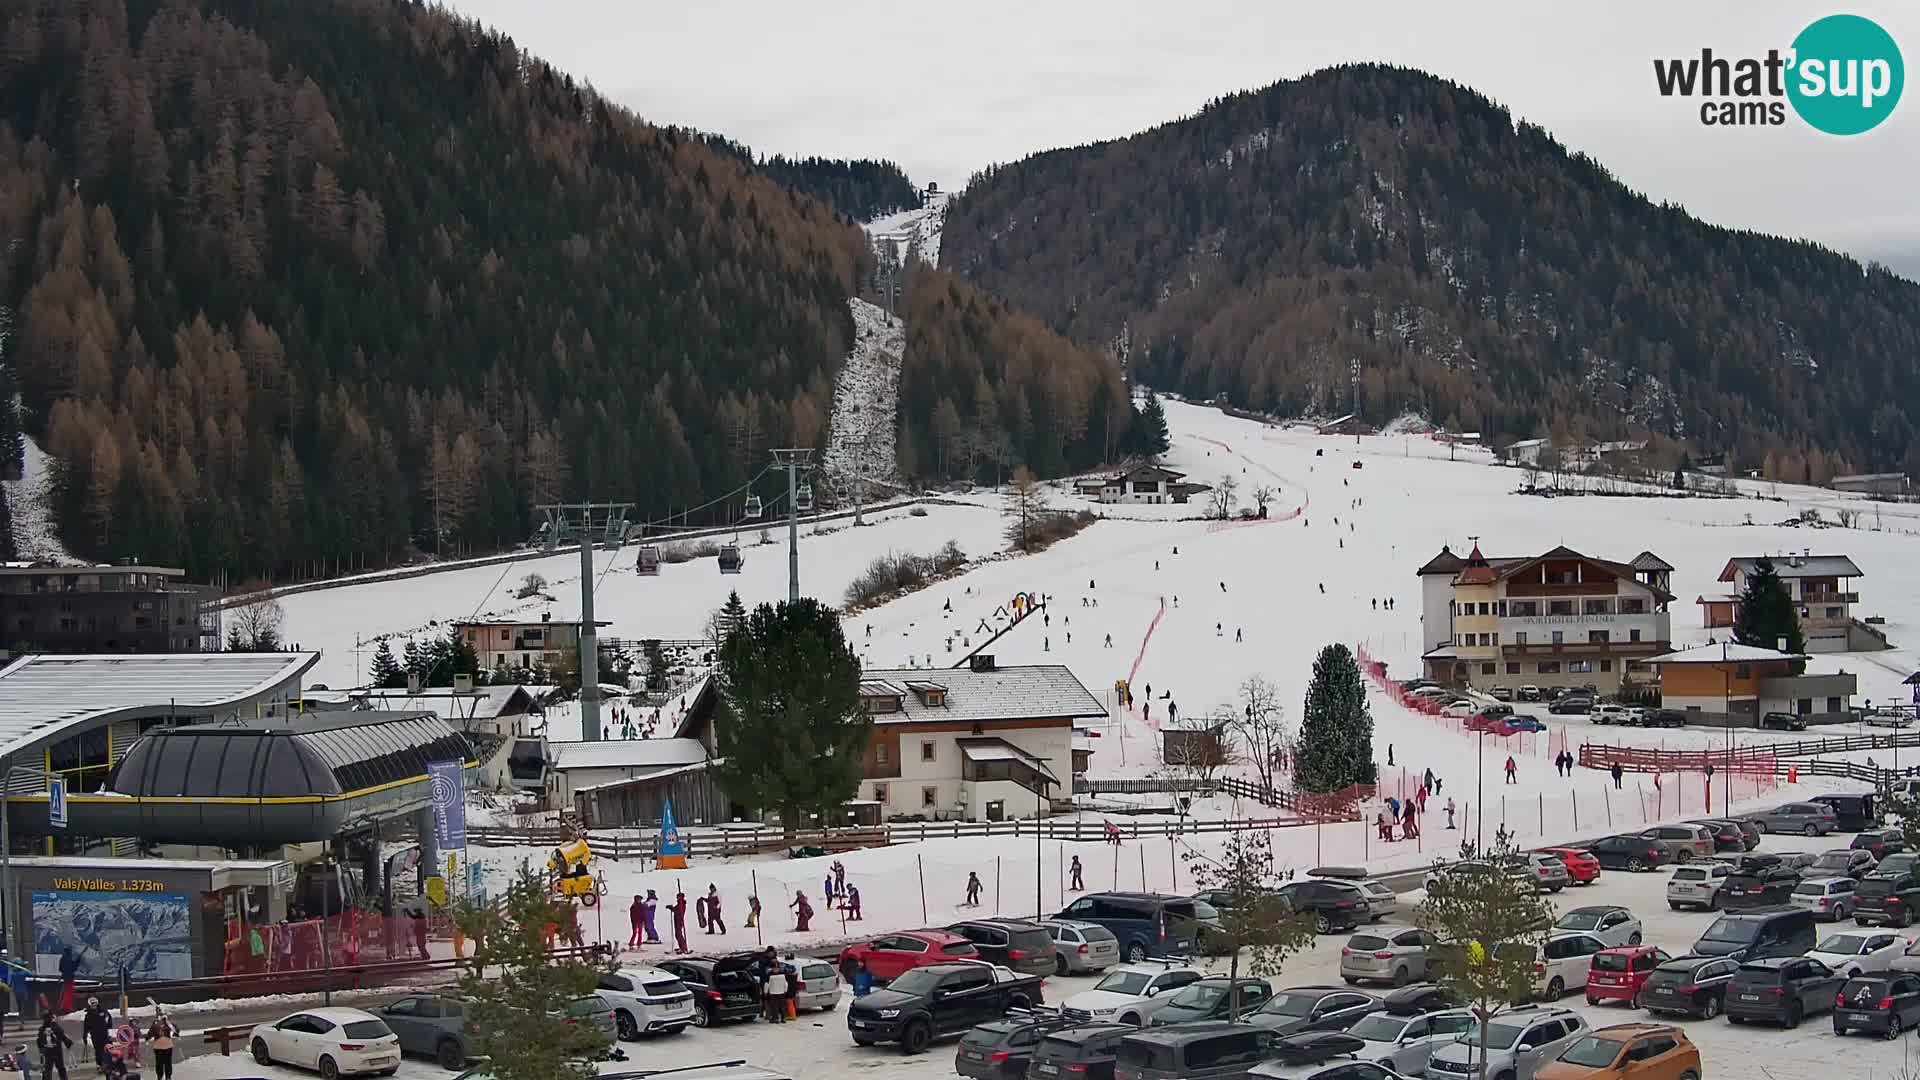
[1425,1005,1589,1080]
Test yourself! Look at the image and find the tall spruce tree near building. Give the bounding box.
[711,597,867,826]
[369,639,405,689]
[1132,394,1171,459]
[454,866,609,1080]
[1732,556,1806,671]
[1294,643,1377,792]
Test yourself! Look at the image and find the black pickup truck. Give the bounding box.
[846,961,1045,1054]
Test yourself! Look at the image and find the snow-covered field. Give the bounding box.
[821,298,905,496]
[3,425,78,564]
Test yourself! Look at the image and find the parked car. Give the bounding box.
[839,930,980,983]
[1061,961,1207,1026]
[595,967,696,1039]
[1408,687,1450,701]
[1791,877,1862,922]
[249,1008,402,1078]
[1691,907,1817,961]
[1807,929,1908,978]
[1810,793,1880,832]
[1637,824,1714,863]
[1639,709,1688,729]
[1590,705,1629,725]
[1803,848,1879,880]
[1552,906,1642,948]
[1720,866,1802,910]
[1043,919,1123,975]
[1027,1022,1133,1080]
[1114,1022,1285,1080]
[1147,977,1274,1026]
[954,1013,1077,1079]
[947,920,1060,978]
[1381,982,1464,1016]
[1724,957,1844,1026]
[1344,1008,1477,1076]
[792,957,842,1012]
[1584,946,1671,1008]
[1585,835,1670,873]
[1309,867,1401,921]
[1247,987,1383,1035]
[1747,801,1838,836]
[1490,686,1514,702]
[1056,893,1206,962]
[1666,862,1730,911]
[1276,880,1373,934]
[1518,685,1542,701]
[1528,934,1609,999]
[1852,828,1907,861]
[1687,819,1754,853]
[1340,927,1435,987]
[1513,853,1572,893]
[560,995,619,1042]
[1639,955,1740,1020]
[1548,696,1592,716]
[1761,711,1809,731]
[1537,848,1600,886]
[657,955,762,1028]
[1423,1004,1588,1080]
[1535,1023,1699,1080]
[845,962,1044,1053]
[1876,852,1920,879]
[371,995,473,1069]
[1852,872,1920,927]
[1832,973,1920,1038]
[1423,861,1536,895]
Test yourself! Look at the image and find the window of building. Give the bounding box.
[1478,633,1491,646]
[1548,600,1575,616]
[1478,602,1491,615]
[1481,663,1496,675]
[499,629,510,641]
[922,785,939,808]
[1551,630,1564,645]
[920,741,936,762]
[1797,698,1812,715]
[1826,607,1842,619]
[1618,598,1646,614]
[1600,659,1613,672]
[1495,601,1508,617]
[1538,661,1562,674]
[1734,664,1751,678]
[1506,663,1522,675]
[873,783,888,803]
[1568,660,1594,674]
[1514,632,1528,646]
[1511,601,1539,617]
[1491,633,1500,646]
[1826,697,1842,713]
[876,744,890,766]
[1629,629,1642,643]
[1583,599,1612,615]
[1588,630,1610,644]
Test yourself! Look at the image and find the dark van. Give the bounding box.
[1114,1022,1277,1080]
[1028,1023,1133,1080]
[1811,793,1878,832]
[1057,893,1202,963]
[1690,907,1816,960]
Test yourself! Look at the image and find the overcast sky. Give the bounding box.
[447,1,1920,277]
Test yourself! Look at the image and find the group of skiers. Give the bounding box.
[1375,767,1456,841]
[32,1000,178,1080]
[623,862,859,951]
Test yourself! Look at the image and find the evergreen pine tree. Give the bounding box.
[401,638,424,684]
[369,639,404,688]
[1294,643,1377,792]
[225,625,245,652]
[1136,394,1171,458]
[719,590,747,644]
[710,597,867,826]
[1732,556,1806,668]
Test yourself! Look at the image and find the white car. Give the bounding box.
[1060,961,1206,1026]
[1441,701,1476,718]
[1666,862,1731,911]
[1343,1007,1477,1075]
[1530,933,1608,999]
[594,966,696,1039]
[1409,687,1449,700]
[1806,930,1909,978]
[1590,704,1629,725]
[1551,906,1642,948]
[250,1008,401,1079]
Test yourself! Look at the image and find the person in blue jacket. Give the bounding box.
[850,957,874,997]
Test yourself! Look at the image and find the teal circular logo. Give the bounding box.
[1787,14,1904,135]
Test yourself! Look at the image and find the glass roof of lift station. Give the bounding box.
[109,712,475,799]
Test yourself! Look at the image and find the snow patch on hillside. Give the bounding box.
[2,416,78,565]
[823,298,904,495]
[866,190,948,267]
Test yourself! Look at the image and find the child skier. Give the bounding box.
[964,872,984,907]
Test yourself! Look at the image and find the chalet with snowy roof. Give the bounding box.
[454,615,610,673]
[1416,543,1673,695]
[1317,414,1376,437]
[1829,472,1910,496]
[1097,464,1192,505]
[856,656,1106,821]
[1646,642,1857,727]
[1700,552,1886,653]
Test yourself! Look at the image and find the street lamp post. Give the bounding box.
[1475,729,1486,853]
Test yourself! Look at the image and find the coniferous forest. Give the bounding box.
[942,64,1920,478]
[673,130,922,222]
[0,0,871,580]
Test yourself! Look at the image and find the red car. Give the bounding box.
[1586,945,1671,1007]
[837,929,979,982]
[1539,847,1602,885]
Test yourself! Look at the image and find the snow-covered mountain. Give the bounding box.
[865,189,949,267]
[823,298,906,500]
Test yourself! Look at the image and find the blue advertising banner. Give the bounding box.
[427,759,467,851]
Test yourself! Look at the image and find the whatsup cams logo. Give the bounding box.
[1653,13,1904,134]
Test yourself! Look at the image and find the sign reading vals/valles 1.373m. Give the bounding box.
[51,878,170,892]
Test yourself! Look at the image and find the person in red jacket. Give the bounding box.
[1504,756,1518,784]
[627,895,646,948]
[669,889,691,954]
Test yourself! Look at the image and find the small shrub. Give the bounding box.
[909,506,929,517]
[659,539,720,564]
[844,541,969,608]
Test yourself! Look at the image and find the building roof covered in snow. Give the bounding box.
[1645,643,1808,665]
[345,684,542,723]
[859,664,1106,726]
[547,736,708,772]
[1719,555,1863,581]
